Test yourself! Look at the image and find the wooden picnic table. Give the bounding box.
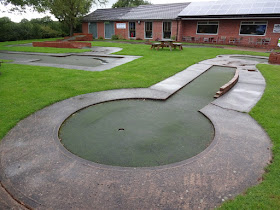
[158,39,175,51]
[150,40,183,51]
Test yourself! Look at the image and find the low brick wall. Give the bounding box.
[72,35,93,41]
[214,70,239,98]
[33,41,91,49]
[269,52,280,64]
[62,34,93,41]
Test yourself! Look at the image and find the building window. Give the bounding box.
[240,21,267,36]
[129,22,136,38]
[145,22,153,39]
[163,22,172,39]
[197,21,219,34]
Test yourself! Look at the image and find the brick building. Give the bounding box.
[83,0,280,48]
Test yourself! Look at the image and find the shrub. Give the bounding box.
[111,35,119,40]
[118,35,125,40]
[98,36,104,40]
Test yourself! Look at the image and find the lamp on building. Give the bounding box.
[138,20,141,24]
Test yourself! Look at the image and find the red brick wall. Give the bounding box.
[136,21,144,40]
[171,20,178,40]
[266,19,280,47]
[181,19,280,48]
[152,21,162,40]
[86,20,180,41]
[97,22,105,39]
[33,41,91,49]
[115,22,129,39]
[82,23,89,34]
[177,20,183,41]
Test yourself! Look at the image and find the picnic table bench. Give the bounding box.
[151,40,183,51]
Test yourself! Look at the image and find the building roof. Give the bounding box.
[84,7,132,22]
[84,3,190,22]
[178,0,280,18]
[122,3,190,20]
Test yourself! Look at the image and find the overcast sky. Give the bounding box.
[0,0,213,23]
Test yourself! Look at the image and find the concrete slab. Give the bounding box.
[212,83,265,112]
[150,64,211,94]
[0,184,27,209]
[238,70,266,85]
[0,54,272,209]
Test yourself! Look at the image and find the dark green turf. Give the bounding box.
[59,66,235,167]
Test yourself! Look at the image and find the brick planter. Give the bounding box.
[269,52,280,64]
[32,41,91,49]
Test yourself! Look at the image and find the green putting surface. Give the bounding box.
[59,66,235,167]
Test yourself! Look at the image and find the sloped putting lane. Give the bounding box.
[59,66,235,167]
[0,55,272,209]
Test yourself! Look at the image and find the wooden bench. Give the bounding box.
[150,43,161,50]
[172,43,183,50]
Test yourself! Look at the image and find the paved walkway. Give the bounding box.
[0,55,271,209]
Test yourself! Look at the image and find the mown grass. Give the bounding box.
[0,59,12,63]
[220,64,280,209]
[0,40,278,208]
[0,38,90,53]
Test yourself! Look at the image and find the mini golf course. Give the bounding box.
[0,49,272,209]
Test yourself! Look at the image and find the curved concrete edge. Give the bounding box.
[13,55,141,72]
[211,55,267,113]
[0,47,142,72]
[0,54,272,209]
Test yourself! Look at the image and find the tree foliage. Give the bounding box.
[1,0,47,12]
[112,0,150,8]
[0,16,74,42]
[1,0,107,36]
[47,0,96,36]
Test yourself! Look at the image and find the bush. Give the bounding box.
[118,35,125,40]
[171,35,177,40]
[111,35,119,40]
[98,36,104,40]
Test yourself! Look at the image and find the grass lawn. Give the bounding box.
[0,40,279,208]
[220,64,280,209]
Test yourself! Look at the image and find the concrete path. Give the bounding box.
[0,55,271,209]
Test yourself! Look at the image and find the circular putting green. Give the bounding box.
[59,66,235,167]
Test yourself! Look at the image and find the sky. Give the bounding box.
[0,0,213,23]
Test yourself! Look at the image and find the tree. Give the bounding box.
[47,0,101,36]
[1,0,107,36]
[112,0,150,8]
[0,0,47,12]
